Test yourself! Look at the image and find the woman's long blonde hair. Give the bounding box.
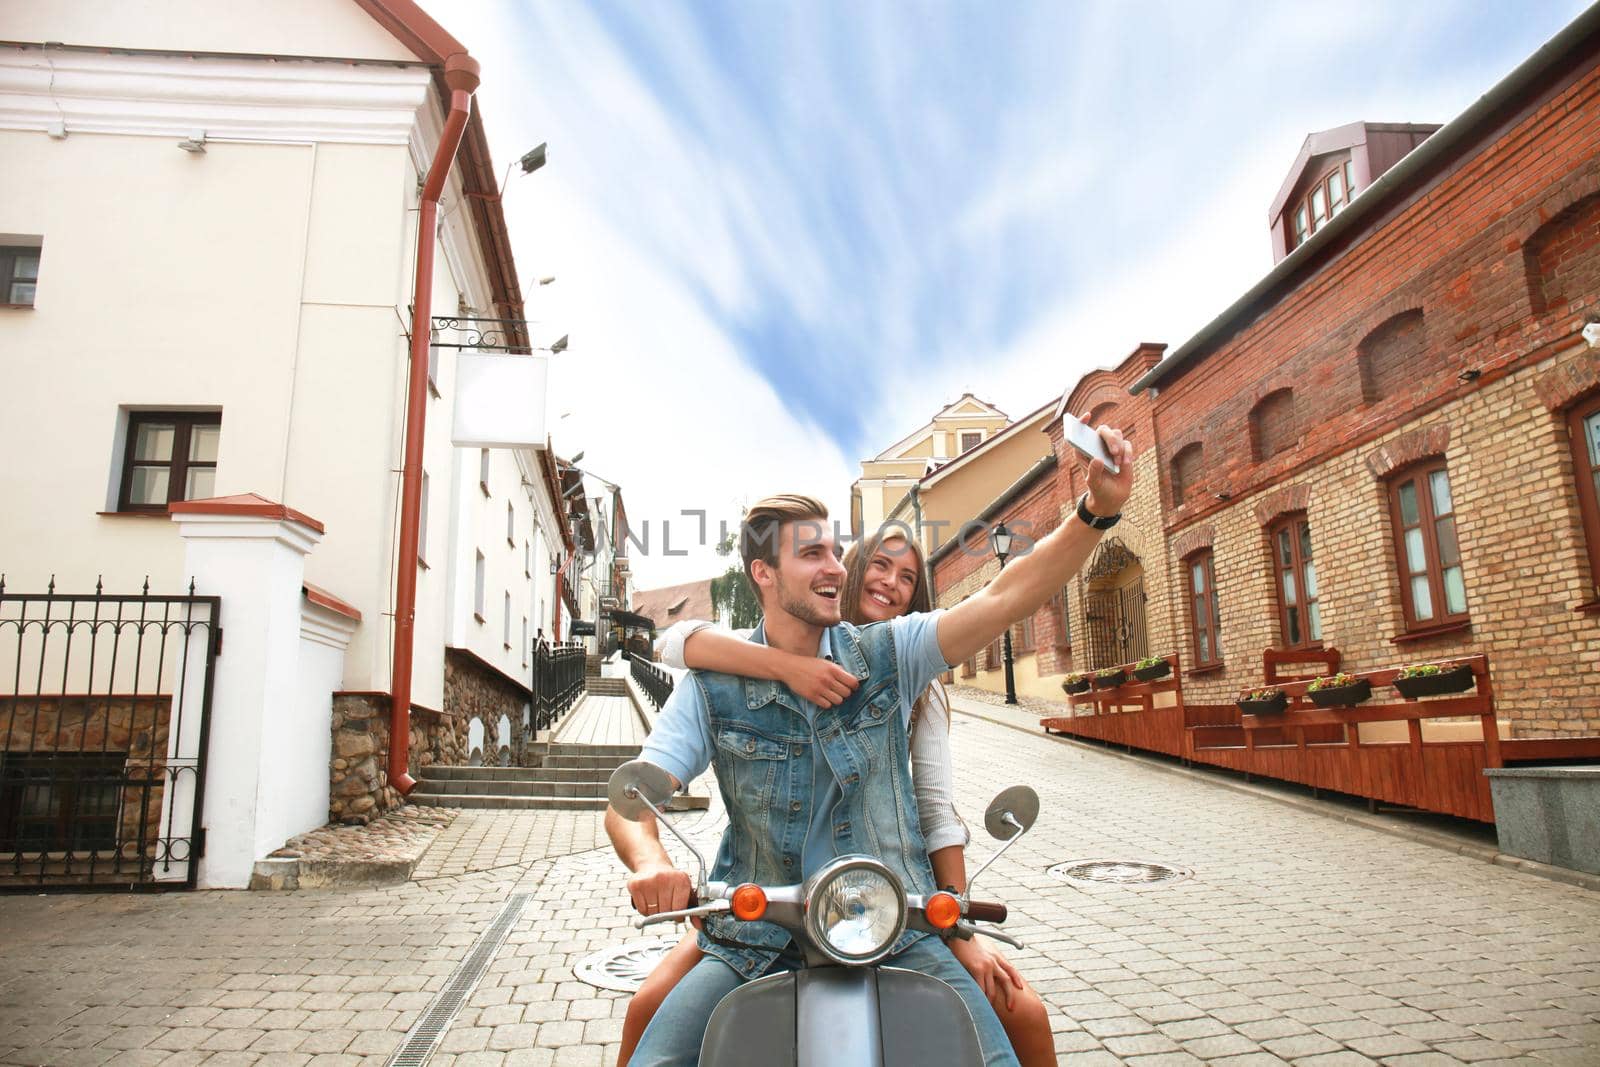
[840,528,945,733]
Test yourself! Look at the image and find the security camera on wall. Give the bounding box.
[1583,320,1600,349]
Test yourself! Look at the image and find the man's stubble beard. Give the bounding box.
[775,578,840,628]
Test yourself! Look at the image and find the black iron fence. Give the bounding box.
[532,640,586,731]
[0,578,219,891]
[627,651,675,709]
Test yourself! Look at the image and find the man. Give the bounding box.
[607,425,1135,1066]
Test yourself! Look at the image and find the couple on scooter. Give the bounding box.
[604,423,1134,1066]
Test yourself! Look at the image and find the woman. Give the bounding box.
[616,529,1056,1067]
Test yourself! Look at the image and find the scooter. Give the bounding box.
[608,760,1040,1067]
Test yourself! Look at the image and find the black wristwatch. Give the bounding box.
[1076,492,1121,530]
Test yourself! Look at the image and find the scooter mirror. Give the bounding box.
[983,786,1039,840]
[608,760,675,822]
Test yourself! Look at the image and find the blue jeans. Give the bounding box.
[629,936,1019,1067]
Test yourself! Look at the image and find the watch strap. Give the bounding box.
[1076,492,1121,530]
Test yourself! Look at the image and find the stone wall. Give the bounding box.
[329,695,465,824]
[444,649,530,767]
[327,652,533,823]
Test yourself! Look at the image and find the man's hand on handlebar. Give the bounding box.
[627,861,693,919]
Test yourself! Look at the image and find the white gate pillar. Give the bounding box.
[171,493,324,889]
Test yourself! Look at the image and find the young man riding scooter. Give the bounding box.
[605,424,1134,1066]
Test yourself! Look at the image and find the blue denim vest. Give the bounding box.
[692,620,937,979]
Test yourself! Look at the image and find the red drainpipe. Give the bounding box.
[389,54,481,795]
[553,556,568,641]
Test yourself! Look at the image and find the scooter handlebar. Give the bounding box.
[965,900,1008,924]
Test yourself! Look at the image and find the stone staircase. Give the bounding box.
[586,677,629,697]
[410,740,707,812]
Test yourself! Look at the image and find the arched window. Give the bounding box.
[1357,309,1426,404]
[1251,389,1297,461]
[1171,443,1203,507]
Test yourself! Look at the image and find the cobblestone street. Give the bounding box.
[2,709,1597,1066]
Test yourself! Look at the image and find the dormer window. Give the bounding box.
[1291,161,1356,250]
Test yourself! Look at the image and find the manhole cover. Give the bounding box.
[574,938,677,992]
[1047,860,1191,886]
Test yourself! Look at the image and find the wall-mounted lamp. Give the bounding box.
[177,131,207,154]
[549,335,569,355]
[519,142,548,175]
[538,276,556,286]
[1583,319,1600,350]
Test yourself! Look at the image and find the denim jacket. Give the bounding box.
[693,619,938,978]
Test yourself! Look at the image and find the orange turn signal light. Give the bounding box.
[730,884,768,921]
[925,891,961,930]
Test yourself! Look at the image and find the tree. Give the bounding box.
[709,532,761,629]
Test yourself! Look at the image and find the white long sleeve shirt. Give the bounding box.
[657,619,968,853]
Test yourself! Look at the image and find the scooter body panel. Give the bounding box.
[699,965,981,1066]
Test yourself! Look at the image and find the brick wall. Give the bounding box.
[1151,54,1600,736]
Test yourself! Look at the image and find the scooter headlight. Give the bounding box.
[803,856,907,965]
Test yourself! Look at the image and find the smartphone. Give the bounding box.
[1060,412,1119,475]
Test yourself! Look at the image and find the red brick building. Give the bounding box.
[933,6,1600,741]
[1136,5,1600,739]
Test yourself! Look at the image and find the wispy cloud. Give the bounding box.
[427,0,1587,587]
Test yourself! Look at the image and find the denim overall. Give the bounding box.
[691,619,938,979]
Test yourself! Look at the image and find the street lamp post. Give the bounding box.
[990,522,1019,705]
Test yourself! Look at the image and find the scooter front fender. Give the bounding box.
[700,966,983,1067]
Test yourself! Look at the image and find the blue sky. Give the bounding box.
[427,0,1591,589]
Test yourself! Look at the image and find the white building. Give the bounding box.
[0,0,578,885]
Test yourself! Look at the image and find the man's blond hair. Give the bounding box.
[740,494,829,600]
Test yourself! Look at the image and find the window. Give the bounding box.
[0,752,124,852]
[1251,389,1297,461]
[1288,160,1357,251]
[504,591,512,649]
[1571,394,1600,599]
[985,635,1002,671]
[507,501,515,546]
[960,431,983,453]
[1171,443,1203,507]
[1051,587,1071,647]
[525,539,532,578]
[1388,461,1468,630]
[1186,550,1221,667]
[474,552,486,621]
[1016,614,1036,652]
[1,244,40,307]
[522,616,529,667]
[479,449,490,495]
[419,471,430,566]
[118,411,221,512]
[961,656,976,678]
[1269,515,1320,648]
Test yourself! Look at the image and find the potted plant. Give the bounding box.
[1393,662,1475,699]
[1236,686,1288,716]
[1093,666,1127,689]
[1132,656,1171,682]
[1306,672,1373,708]
[1061,671,1092,695]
